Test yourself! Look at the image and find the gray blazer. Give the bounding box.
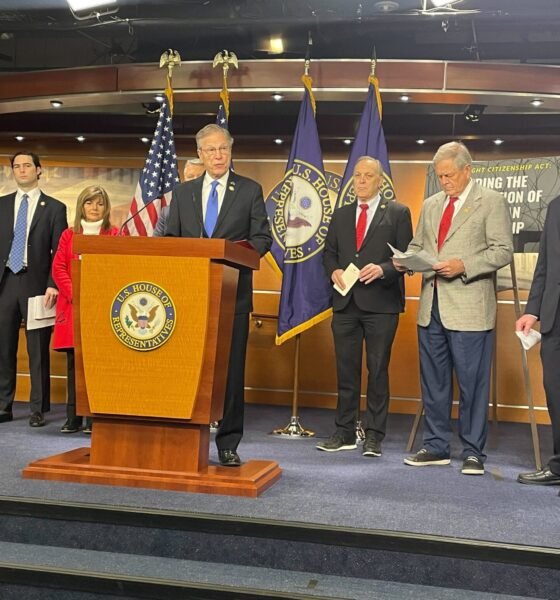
[408,181,513,331]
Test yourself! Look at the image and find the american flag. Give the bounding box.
[217,101,228,129]
[122,97,180,236]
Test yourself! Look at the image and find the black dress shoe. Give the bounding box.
[0,411,13,424]
[29,412,45,428]
[517,466,560,486]
[61,417,82,433]
[218,449,242,467]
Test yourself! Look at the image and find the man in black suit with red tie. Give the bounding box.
[166,124,272,467]
[0,151,67,427]
[516,195,560,493]
[317,156,413,456]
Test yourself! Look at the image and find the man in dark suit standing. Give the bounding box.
[516,196,560,492]
[166,124,272,467]
[0,151,67,426]
[317,156,413,456]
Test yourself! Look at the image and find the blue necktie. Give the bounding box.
[8,193,29,274]
[204,180,219,237]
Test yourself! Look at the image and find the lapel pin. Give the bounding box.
[380,204,386,209]
[228,184,235,191]
[40,201,45,206]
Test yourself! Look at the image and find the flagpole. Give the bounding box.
[213,49,238,120]
[159,49,181,112]
[271,37,319,438]
[272,334,314,438]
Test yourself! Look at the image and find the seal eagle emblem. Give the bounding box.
[110,281,176,351]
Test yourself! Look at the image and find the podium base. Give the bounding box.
[22,448,282,498]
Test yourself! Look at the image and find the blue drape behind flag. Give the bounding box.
[266,76,333,345]
[336,75,396,208]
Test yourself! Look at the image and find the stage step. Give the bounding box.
[0,497,557,599]
[0,541,533,600]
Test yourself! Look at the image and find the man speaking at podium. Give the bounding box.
[166,124,272,467]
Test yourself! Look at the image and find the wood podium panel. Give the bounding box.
[80,255,211,419]
[23,238,282,497]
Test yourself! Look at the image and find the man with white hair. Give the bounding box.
[397,141,512,475]
[318,156,412,456]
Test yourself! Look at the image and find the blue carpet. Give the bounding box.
[0,541,535,600]
[0,402,557,549]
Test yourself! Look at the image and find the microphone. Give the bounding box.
[119,194,161,236]
[192,192,205,239]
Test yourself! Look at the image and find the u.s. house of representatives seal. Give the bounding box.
[267,159,334,263]
[110,282,176,351]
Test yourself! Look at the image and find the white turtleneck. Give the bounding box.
[81,218,103,235]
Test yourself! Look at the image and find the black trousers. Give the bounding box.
[215,312,249,451]
[332,299,399,442]
[0,270,51,414]
[541,303,560,475]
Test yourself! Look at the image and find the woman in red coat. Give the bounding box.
[52,185,118,433]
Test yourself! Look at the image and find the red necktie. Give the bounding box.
[356,203,369,250]
[437,196,458,251]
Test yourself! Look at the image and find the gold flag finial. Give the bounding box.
[370,46,377,77]
[160,49,181,80]
[213,50,239,87]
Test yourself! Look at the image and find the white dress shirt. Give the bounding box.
[355,193,381,234]
[201,171,230,222]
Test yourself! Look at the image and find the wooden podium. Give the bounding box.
[23,236,281,497]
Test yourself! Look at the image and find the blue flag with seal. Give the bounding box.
[336,74,396,208]
[266,74,333,345]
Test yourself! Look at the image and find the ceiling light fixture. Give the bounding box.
[140,137,150,143]
[50,100,63,108]
[343,139,353,145]
[272,93,284,101]
[154,94,165,103]
[400,94,410,102]
[463,104,485,123]
[531,99,543,107]
[421,0,478,14]
[274,138,283,145]
[374,1,400,12]
[416,139,426,145]
[15,136,25,142]
[269,37,284,54]
[76,135,86,143]
[67,0,118,21]
[493,138,504,146]
[430,0,456,6]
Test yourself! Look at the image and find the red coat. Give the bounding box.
[52,226,119,350]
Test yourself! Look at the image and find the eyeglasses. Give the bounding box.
[200,145,231,156]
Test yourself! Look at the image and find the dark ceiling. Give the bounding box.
[1,0,560,155]
[2,0,560,68]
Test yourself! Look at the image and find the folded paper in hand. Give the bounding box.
[387,243,437,273]
[515,329,541,351]
[333,263,360,297]
[27,295,56,330]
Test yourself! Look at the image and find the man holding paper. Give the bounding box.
[516,196,560,490]
[0,151,67,427]
[317,156,412,456]
[398,141,512,475]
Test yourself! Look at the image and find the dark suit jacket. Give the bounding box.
[166,172,272,313]
[323,199,413,314]
[525,195,560,334]
[0,191,67,294]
